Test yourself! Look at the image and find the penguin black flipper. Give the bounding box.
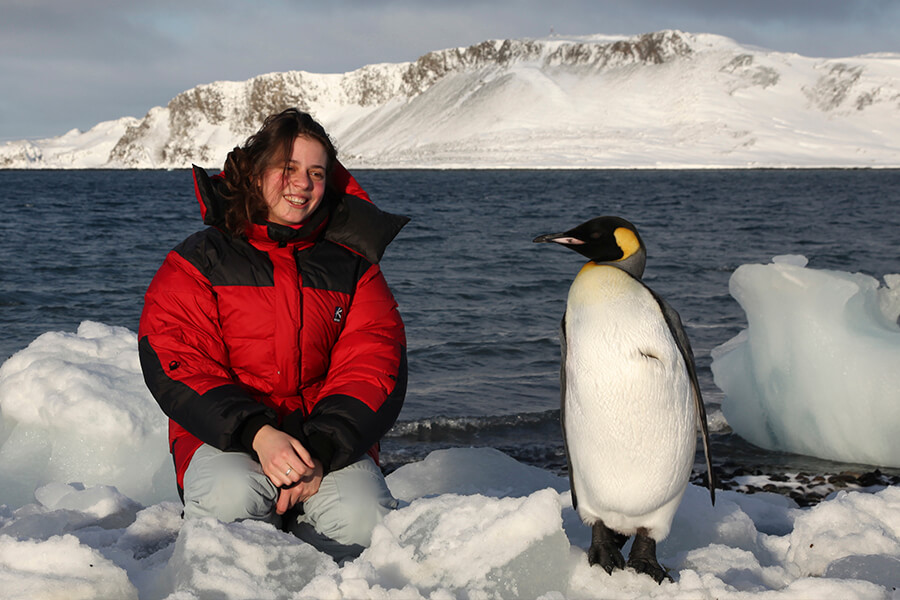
[559,312,579,512]
[650,291,717,505]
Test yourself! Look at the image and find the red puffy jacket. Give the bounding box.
[139,165,408,492]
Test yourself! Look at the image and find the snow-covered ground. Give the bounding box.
[1,255,899,598]
[0,446,898,599]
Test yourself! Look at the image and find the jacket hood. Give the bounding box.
[192,163,409,264]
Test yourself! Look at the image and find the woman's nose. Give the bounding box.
[289,170,312,189]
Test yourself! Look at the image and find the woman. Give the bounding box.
[139,108,408,561]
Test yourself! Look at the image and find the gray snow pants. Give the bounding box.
[181,444,398,562]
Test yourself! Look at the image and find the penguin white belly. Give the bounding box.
[564,264,696,540]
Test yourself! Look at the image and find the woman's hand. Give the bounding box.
[275,459,323,515]
[252,424,315,488]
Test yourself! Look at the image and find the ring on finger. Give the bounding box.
[285,466,293,476]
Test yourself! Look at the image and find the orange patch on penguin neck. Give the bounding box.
[613,227,641,260]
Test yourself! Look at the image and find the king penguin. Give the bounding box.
[534,216,715,584]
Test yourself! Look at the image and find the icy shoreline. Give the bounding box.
[2,245,900,597]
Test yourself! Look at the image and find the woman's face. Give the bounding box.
[260,136,328,226]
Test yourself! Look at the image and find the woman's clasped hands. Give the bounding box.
[252,424,324,514]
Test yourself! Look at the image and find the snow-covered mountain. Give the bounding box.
[3,30,900,169]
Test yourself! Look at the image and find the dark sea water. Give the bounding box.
[2,169,899,487]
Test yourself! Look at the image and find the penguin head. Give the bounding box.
[533,216,647,279]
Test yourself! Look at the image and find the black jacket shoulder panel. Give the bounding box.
[296,240,371,295]
[174,227,275,288]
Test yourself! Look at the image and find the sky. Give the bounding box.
[2,0,898,142]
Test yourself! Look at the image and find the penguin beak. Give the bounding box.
[533,232,586,245]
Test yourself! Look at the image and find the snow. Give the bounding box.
[712,255,900,468]
[0,117,139,169]
[0,322,174,509]
[1,317,900,597]
[2,31,899,170]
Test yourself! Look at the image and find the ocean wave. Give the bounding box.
[386,409,562,442]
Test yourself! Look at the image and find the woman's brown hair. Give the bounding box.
[220,108,338,235]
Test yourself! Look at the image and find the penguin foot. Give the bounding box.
[626,531,673,585]
[588,521,628,574]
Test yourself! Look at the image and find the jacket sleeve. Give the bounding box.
[138,249,277,452]
[286,263,407,473]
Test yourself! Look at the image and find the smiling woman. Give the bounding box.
[261,137,329,226]
[217,110,339,235]
[137,107,410,563]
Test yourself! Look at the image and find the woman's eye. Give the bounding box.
[310,170,325,180]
